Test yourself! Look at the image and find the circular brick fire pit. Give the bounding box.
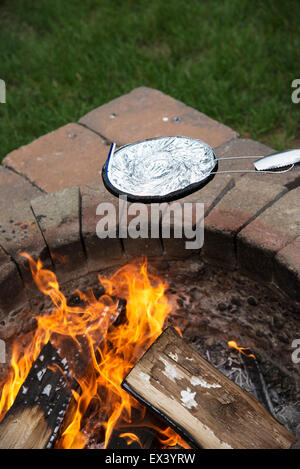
[0,88,299,447]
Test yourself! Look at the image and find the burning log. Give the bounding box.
[0,256,176,449]
[122,327,296,449]
[0,298,126,449]
[0,342,72,449]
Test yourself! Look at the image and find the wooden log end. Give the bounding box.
[122,327,297,450]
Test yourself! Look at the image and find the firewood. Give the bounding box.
[0,342,72,449]
[122,327,296,449]
[0,298,126,449]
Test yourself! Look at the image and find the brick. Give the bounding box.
[215,138,300,187]
[31,187,87,282]
[79,87,237,148]
[159,201,204,260]
[274,237,300,302]
[121,201,163,259]
[0,247,27,320]
[81,180,125,272]
[0,200,53,295]
[203,178,287,267]
[0,166,42,211]
[162,175,234,259]
[3,123,110,193]
[182,175,235,210]
[237,187,300,282]
[0,307,35,345]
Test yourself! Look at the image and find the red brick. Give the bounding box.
[274,237,300,302]
[79,87,237,148]
[31,187,87,282]
[0,247,27,320]
[237,187,300,282]
[123,176,233,259]
[81,181,125,272]
[183,175,234,208]
[160,201,203,259]
[162,175,234,259]
[121,201,163,259]
[0,166,42,210]
[203,178,287,267]
[3,123,110,193]
[0,200,53,295]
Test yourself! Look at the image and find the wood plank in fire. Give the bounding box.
[0,298,126,449]
[0,342,72,449]
[122,327,297,449]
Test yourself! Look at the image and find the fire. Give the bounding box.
[157,426,191,449]
[119,433,142,447]
[0,340,41,417]
[228,340,255,358]
[0,254,187,449]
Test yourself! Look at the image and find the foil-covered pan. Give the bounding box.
[102,136,218,202]
[102,136,300,203]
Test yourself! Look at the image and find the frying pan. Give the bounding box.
[102,136,300,203]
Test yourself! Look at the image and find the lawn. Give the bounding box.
[0,0,299,161]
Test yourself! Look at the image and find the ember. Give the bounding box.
[0,254,187,449]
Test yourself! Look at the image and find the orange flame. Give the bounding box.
[157,426,191,449]
[228,340,255,358]
[0,255,187,449]
[174,326,183,337]
[119,432,142,447]
[0,340,41,417]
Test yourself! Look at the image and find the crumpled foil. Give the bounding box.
[106,136,217,197]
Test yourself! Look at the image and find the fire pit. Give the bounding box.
[0,254,299,449]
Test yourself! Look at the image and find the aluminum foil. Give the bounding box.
[106,136,217,197]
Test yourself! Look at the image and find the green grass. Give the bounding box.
[0,0,299,161]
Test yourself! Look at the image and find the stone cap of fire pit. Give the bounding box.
[0,87,299,340]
